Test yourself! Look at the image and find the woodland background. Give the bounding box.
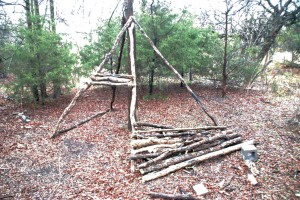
[0,0,300,199]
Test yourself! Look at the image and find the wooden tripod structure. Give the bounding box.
[50,16,219,138]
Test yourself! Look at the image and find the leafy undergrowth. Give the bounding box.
[0,84,299,199]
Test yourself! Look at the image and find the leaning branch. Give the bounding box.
[94,16,133,73]
[52,109,110,138]
[133,18,218,126]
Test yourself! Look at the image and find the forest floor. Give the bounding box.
[1,77,300,199]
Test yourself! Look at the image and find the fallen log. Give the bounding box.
[53,109,111,138]
[142,140,254,182]
[90,76,131,83]
[140,137,242,174]
[93,73,134,79]
[130,152,160,160]
[134,122,174,129]
[135,126,226,134]
[131,138,183,149]
[132,143,182,154]
[148,192,200,200]
[90,81,134,87]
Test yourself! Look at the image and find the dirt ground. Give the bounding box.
[0,84,299,199]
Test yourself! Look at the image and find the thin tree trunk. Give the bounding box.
[148,67,154,95]
[180,68,184,87]
[25,0,39,102]
[222,10,229,98]
[189,67,192,82]
[49,0,62,98]
[49,0,56,32]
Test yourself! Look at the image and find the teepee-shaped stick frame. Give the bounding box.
[51,16,218,138]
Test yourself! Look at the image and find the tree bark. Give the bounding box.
[142,140,254,182]
[128,22,138,132]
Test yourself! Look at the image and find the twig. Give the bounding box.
[148,192,200,200]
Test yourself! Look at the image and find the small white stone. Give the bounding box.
[193,182,209,195]
[247,174,258,185]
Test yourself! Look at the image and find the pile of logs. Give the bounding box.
[130,126,252,182]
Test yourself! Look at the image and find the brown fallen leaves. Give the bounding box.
[0,85,299,199]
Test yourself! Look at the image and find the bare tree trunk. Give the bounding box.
[49,0,56,32]
[222,9,229,98]
[148,67,154,95]
[49,0,62,98]
[25,0,39,102]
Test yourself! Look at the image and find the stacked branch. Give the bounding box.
[90,74,134,87]
[130,127,251,182]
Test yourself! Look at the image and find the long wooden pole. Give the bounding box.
[128,22,137,133]
[94,16,133,74]
[133,18,218,126]
[53,109,110,138]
